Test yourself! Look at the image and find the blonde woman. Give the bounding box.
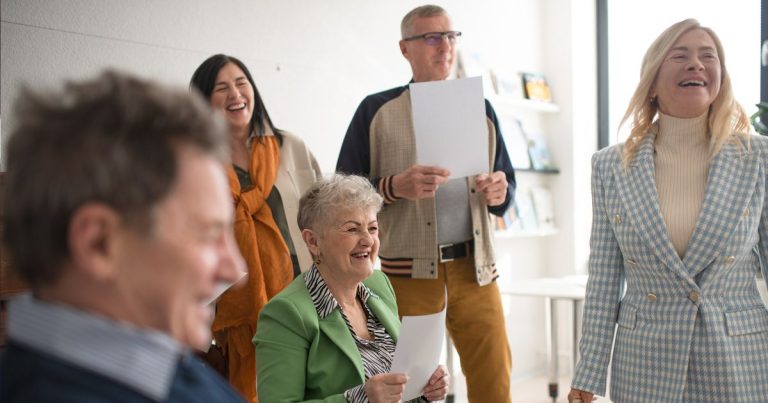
[570,19,768,402]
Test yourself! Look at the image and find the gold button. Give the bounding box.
[744,207,750,217]
[689,291,700,302]
[613,214,622,225]
[724,255,736,265]
[646,293,657,302]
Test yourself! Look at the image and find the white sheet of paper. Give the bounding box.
[390,307,446,401]
[410,76,489,178]
[206,270,247,305]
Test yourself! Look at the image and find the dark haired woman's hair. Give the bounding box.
[190,54,283,144]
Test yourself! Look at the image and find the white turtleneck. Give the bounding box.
[654,112,710,259]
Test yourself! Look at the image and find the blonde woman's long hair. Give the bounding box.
[619,18,750,167]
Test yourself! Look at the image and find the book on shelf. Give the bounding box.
[513,191,538,231]
[495,216,507,231]
[490,69,524,99]
[521,72,552,103]
[456,50,496,97]
[523,129,556,171]
[503,208,517,230]
[499,117,532,170]
[529,186,555,230]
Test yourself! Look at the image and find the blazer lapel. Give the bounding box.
[683,140,759,276]
[366,293,400,343]
[319,311,365,380]
[614,134,696,288]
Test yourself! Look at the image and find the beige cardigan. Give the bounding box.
[273,132,323,272]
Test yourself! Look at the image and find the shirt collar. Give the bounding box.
[7,293,183,401]
[304,264,374,319]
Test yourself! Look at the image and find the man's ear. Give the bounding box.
[301,228,321,258]
[399,40,409,58]
[68,203,122,281]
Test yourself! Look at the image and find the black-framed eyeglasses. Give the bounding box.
[403,31,462,47]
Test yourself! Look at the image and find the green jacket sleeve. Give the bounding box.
[255,295,348,403]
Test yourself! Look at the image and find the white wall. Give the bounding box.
[0,0,597,385]
[0,0,554,172]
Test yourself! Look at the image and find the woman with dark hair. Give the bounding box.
[191,54,321,402]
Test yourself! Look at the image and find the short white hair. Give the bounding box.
[400,4,448,38]
[298,174,383,233]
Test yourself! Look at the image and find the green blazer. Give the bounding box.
[254,270,400,403]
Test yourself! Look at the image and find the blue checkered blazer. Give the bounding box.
[572,132,768,402]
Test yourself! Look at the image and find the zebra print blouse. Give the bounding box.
[304,265,421,402]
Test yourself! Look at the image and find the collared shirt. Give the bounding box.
[6,293,183,401]
[304,265,397,402]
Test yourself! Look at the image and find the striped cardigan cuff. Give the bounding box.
[380,256,414,276]
[376,175,401,204]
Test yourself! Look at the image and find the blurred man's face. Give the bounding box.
[114,146,245,349]
[399,14,456,82]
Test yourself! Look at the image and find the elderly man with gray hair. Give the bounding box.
[336,4,515,402]
[0,71,246,402]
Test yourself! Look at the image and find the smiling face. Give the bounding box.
[652,28,722,118]
[310,207,380,284]
[115,146,245,349]
[399,14,456,82]
[209,62,255,133]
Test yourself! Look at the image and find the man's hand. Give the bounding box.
[567,388,595,403]
[364,373,407,403]
[391,165,450,200]
[475,171,508,207]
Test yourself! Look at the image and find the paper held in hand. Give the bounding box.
[206,270,247,305]
[410,76,489,179]
[389,306,446,401]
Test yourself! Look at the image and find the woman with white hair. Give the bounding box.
[255,174,448,403]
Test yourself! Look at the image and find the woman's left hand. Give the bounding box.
[421,365,450,401]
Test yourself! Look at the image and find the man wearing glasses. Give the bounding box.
[336,4,514,402]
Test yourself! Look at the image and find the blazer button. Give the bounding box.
[743,207,750,217]
[724,255,736,265]
[689,291,700,302]
[646,293,657,302]
[613,214,622,225]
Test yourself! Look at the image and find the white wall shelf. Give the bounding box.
[516,167,560,174]
[494,228,559,239]
[488,95,560,113]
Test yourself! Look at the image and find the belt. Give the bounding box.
[438,241,473,263]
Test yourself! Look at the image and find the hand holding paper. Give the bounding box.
[392,165,451,200]
[390,307,447,401]
[475,171,508,207]
[364,373,408,403]
[421,365,450,402]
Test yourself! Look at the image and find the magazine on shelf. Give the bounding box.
[513,191,538,231]
[499,117,532,170]
[495,216,507,231]
[523,128,555,171]
[491,69,524,99]
[530,186,555,230]
[456,50,496,96]
[521,72,552,102]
